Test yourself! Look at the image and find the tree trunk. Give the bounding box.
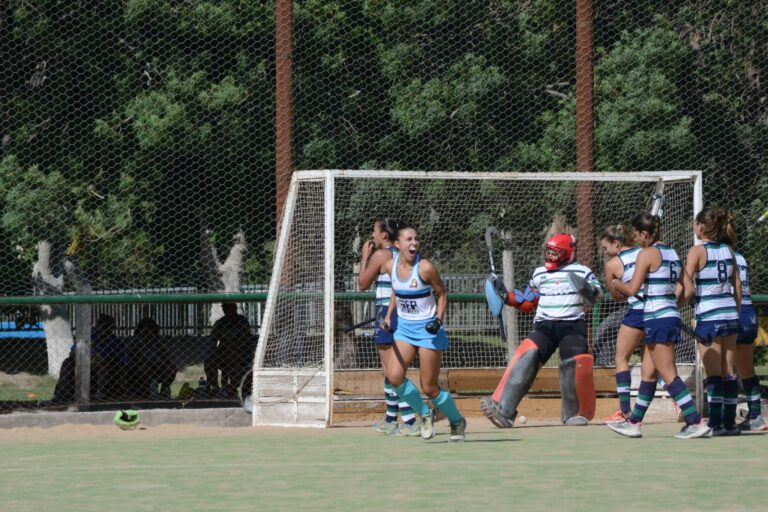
[207,231,248,324]
[32,241,73,378]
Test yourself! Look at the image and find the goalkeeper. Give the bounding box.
[481,233,600,427]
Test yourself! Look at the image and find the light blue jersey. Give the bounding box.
[643,243,681,321]
[390,254,448,350]
[694,242,738,323]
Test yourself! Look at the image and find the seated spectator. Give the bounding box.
[91,314,129,400]
[53,313,127,402]
[204,303,254,397]
[126,317,176,400]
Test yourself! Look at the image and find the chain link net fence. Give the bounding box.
[1,1,766,413]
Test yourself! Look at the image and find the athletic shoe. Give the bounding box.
[603,409,629,423]
[564,415,589,426]
[739,415,768,432]
[479,396,515,428]
[674,421,712,439]
[390,421,421,437]
[606,419,642,438]
[420,408,437,440]
[372,419,399,434]
[449,417,467,443]
[712,425,741,437]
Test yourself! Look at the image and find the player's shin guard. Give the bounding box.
[393,378,430,417]
[494,339,540,418]
[432,389,462,424]
[723,374,739,429]
[559,354,596,425]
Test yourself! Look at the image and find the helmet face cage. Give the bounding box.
[545,233,576,270]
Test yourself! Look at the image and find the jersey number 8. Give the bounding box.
[716,260,728,284]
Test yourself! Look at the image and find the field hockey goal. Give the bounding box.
[252,170,703,427]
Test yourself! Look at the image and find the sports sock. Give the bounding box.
[383,379,399,423]
[398,401,416,425]
[722,375,738,428]
[393,378,430,417]
[667,377,701,425]
[616,370,632,415]
[628,380,655,424]
[431,389,462,424]
[705,375,724,429]
[742,376,761,420]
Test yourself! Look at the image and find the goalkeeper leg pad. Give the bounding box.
[491,338,539,402]
[559,354,596,425]
[493,339,540,418]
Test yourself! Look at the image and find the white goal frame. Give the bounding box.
[252,170,703,427]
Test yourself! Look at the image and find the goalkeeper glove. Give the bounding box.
[493,276,510,303]
[509,286,540,313]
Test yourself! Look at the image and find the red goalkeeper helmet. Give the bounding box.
[545,233,576,270]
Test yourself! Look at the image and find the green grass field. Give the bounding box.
[1,418,766,512]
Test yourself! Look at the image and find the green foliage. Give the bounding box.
[754,347,768,368]
[1,0,767,293]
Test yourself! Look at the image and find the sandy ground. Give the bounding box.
[0,416,620,443]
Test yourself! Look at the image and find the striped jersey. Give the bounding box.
[735,252,752,307]
[374,247,397,306]
[643,243,681,320]
[390,254,437,322]
[618,247,643,311]
[529,262,600,322]
[694,242,738,322]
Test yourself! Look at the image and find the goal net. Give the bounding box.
[252,170,702,427]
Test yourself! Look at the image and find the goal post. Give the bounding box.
[252,170,703,427]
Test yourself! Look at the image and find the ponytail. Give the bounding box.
[600,224,634,246]
[695,207,736,246]
[631,213,661,244]
[373,216,400,243]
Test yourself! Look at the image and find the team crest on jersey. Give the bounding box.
[410,279,418,288]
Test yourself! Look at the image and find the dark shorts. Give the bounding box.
[374,305,397,345]
[694,319,740,342]
[643,317,681,344]
[529,319,588,362]
[621,308,644,330]
[737,306,757,345]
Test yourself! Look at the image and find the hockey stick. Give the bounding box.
[337,316,377,333]
[484,226,507,339]
[567,273,601,306]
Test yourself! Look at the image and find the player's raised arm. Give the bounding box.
[612,247,655,298]
[358,217,398,290]
[381,258,396,332]
[358,248,389,290]
[604,256,626,302]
